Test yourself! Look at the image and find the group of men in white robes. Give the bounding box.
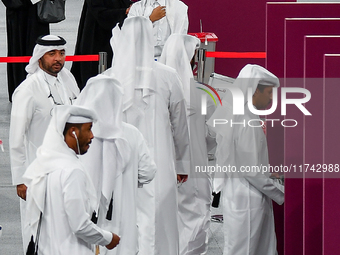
[9,35,80,251]
[9,2,285,254]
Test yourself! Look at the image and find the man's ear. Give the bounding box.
[69,127,79,138]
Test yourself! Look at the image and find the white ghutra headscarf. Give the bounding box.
[159,33,200,109]
[74,74,131,212]
[26,35,67,76]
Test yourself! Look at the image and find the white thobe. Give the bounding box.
[95,123,157,255]
[9,67,79,250]
[128,0,188,57]
[220,108,284,255]
[177,84,216,255]
[10,68,79,185]
[123,62,190,255]
[37,166,112,255]
[158,33,215,254]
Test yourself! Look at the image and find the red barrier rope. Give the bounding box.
[0,55,100,63]
[206,51,266,59]
[0,52,265,63]
[66,55,99,62]
[0,57,31,63]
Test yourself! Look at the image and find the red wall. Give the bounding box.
[183,1,291,254]
[184,0,292,78]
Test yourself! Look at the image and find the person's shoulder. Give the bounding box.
[154,61,176,74]
[177,0,188,8]
[12,73,41,97]
[60,167,86,183]
[130,1,143,9]
[154,61,176,72]
[129,1,143,14]
[131,1,142,6]
[19,72,40,87]
[59,68,80,93]
[61,68,72,75]
[122,122,147,148]
[122,122,143,138]
[60,68,76,82]
[154,62,182,88]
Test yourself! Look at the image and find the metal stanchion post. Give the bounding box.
[197,48,206,83]
[98,52,108,74]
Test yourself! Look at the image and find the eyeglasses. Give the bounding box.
[48,92,63,105]
[44,72,64,105]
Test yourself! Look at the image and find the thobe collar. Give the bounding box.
[39,67,62,85]
[248,104,260,119]
[152,0,165,6]
[39,67,65,105]
[69,146,79,158]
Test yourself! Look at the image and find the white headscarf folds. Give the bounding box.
[159,33,200,109]
[75,74,131,211]
[110,16,155,112]
[25,35,67,75]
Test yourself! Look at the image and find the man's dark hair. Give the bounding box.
[257,84,267,92]
[63,123,83,136]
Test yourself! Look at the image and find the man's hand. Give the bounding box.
[270,173,280,179]
[177,174,188,184]
[106,233,120,250]
[16,184,27,201]
[149,6,166,22]
[126,4,132,15]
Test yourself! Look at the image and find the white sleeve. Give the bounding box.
[205,96,217,152]
[62,169,112,246]
[128,2,143,17]
[172,1,188,34]
[236,126,284,205]
[137,131,157,186]
[10,87,35,185]
[245,175,284,205]
[169,74,190,175]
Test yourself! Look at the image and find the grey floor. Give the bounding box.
[0,1,224,254]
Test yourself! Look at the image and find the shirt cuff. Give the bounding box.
[11,166,26,185]
[98,230,113,246]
